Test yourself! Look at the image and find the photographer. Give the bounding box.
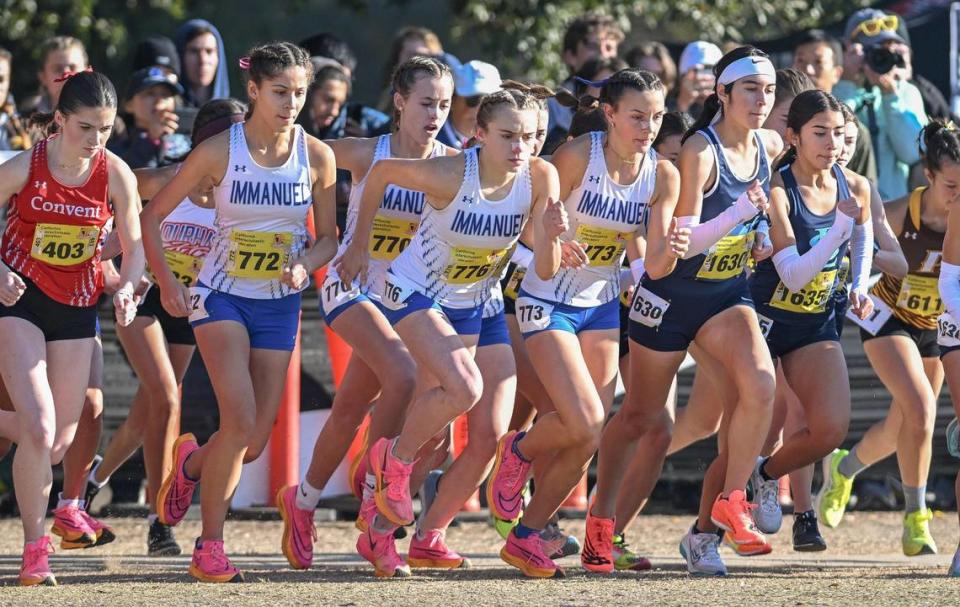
[834,9,927,200]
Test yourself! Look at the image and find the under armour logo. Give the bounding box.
[34,180,47,193]
[462,195,474,204]
[235,165,247,173]
[588,175,601,184]
[903,231,918,240]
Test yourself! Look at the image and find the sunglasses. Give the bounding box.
[852,14,899,39]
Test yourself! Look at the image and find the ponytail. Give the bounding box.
[920,119,960,173]
[682,94,722,143]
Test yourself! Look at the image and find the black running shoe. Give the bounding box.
[793,510,827,552]
[148,520,182,556]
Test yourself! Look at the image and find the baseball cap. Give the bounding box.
[679,41,723,74]
[125,67,185,100]
[843,9,910,47]
[453,60,502,97]
[132,36,181,76]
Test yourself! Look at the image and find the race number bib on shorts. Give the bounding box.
[368,214,418,261]
[575,224,629,267]
[320,275,362,315]
[227,230,291,279]
[188,285,212,323]
[938,312,960,348]
[443,246,508,284]
[769,270,838,314]
[31,223,100,266]
[628,284,670,328]
[380,277,415,311]
[757,313,774,339]
[515,296,553,333]
[896,274,944,318]
[846,295,893,336]
[696,232,754,280]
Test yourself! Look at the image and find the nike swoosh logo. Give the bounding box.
[300,486,307,497]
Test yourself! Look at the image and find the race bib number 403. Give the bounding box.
[227,230,291,279]
[31,223,100,266]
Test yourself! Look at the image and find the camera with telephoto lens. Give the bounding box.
[865,45,906,75]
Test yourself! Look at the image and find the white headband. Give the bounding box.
[716,56,776,86]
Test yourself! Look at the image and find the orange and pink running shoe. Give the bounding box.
[581,511,615,573]
[486,431,531,522]
[500,528,563,578]
[189,539,243,583]
[369,438,414,527]
[357,526,411,578]
[710,490,768,547]
[19,536,56,586]
[277,485,317,570]
[156,433,199,527]
[51,504,97,550]
[407,528,469,569]
[79,510,116,548]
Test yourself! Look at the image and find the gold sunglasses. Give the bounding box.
[851,15,899,39]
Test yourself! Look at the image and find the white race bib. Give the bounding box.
[380,277,416,312]
[320,275,362,317]
[628,284,670,328]
[188,285,212,323]
[515,296,554,333]
[757,313,774,339]
[846,295,893,336]
[938,311,960,348]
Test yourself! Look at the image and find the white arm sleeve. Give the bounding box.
[677,192,760,259]
[772,211,856,292]
[510,243,534,268]
[630,258,646,284]
[940,261,960,318]
[848,220,874,296]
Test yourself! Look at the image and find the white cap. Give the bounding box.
[678,41,723,74]
[453,60,502,97]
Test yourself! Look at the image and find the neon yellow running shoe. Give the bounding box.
[612,533,651,571]
[902,509,937,556]
[815,449,854,529]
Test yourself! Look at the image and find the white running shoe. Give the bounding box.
[750,457,782,534]
[679,526,727,576]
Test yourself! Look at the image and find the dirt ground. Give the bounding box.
[0,512,959,606]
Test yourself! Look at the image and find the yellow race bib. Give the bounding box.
[769,270,838,314]
[697,232,754,280]
[227,230,291,279]
[443,246,507,285]
[164,250,204,287]
[576,224,629,267]
[30,223,100,266]
[504,265,526,300]
[368,215,418,261]
[896,274,943,317]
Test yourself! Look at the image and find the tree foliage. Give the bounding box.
[450,0,873,84]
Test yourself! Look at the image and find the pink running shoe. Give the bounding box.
[19,536,56,586]
[500,528,563,578]
[156,433,199,526]
[51,504,97,550]
[357,527,411,578]
[78,510,116,548]
[369,438,414,527]
[407,528,470,569]
[277,485,316,570]
[486,431,531,521]
[189,539,243,583]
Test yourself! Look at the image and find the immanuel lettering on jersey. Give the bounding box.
[450,209,524,238]
[229,180,311,206]
[381,186,425,215]
[576,190,645,225]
